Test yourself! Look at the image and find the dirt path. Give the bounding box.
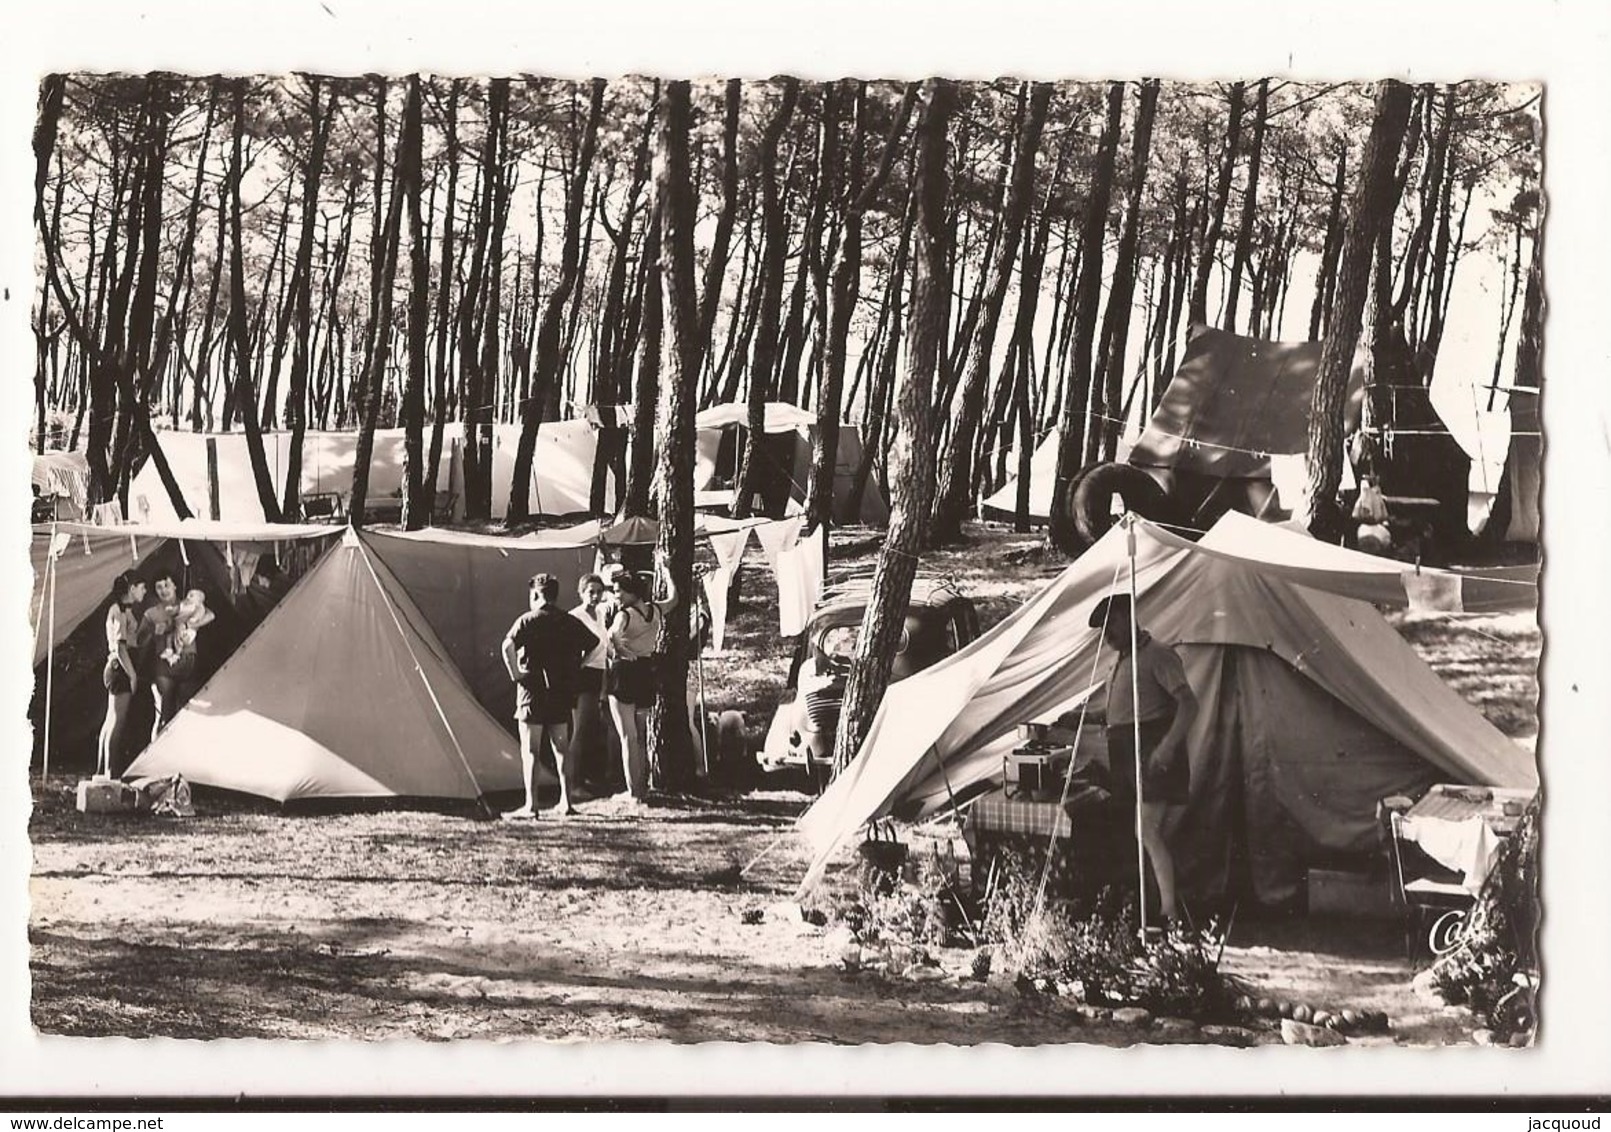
[28,782,1479,1046]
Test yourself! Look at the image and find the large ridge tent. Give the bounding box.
[124,525,604,801]
[129,429,461,524]
[471,419,618,520]
[129,421,615,525]
[796,515,1536,904]
[695,401,890,525]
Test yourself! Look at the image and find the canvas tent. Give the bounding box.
[129,429,460,524]
[1125,327,1370,525]
[796,515,1536,904]
[128,421,614,525]
[125,528,531,801]
[29,520,342,774]
[1501,388,1541,543]
[30,520,338,670]
[357,526,598,728]
[978,330,1363,529]
[694,402,890,525]
[32,451,90,520]
[471,419,618,520]
[980,429,1138,525]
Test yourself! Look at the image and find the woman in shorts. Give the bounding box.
[98,570,147,778]
[605,552,678,801]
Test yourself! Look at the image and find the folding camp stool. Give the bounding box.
[1387,809,1475,960]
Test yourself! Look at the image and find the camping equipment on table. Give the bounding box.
[1003,728,1074,802]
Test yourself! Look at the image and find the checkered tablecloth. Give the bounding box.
[969,793,1073,838]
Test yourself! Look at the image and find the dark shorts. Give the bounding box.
[576,667,606,699]
[103,658,132,696]
[515,684,576,728]
[607,656,657,707]
[1107,715,1190,806]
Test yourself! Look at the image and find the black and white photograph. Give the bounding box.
[4,0,1610,1108]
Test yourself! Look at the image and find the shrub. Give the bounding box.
[1430,802,1540,1041]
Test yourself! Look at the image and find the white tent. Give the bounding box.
[796,516,1537,901]
[128,429,459,524]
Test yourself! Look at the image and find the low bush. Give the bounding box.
[1430,802,1539,1041]
[836,841,1243,1020]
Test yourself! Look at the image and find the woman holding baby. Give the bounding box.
[138,569,214,739]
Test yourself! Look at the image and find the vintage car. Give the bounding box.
[757,576,980,789]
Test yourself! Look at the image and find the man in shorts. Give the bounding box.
[501,573,600,819]
[1090,592,1198,932]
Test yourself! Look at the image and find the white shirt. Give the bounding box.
[571,600,612,670]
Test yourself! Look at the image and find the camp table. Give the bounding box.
[1397,783,1532,892]
[964,786,1127,900]
[1387,783,1534,955]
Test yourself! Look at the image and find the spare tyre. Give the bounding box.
[1048,463,1103,556]
[1071,462,1171,546]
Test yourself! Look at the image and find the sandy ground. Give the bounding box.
[29,782,1479,1046]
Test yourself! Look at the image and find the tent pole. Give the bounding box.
[1126,513,1147,942]
[31,526,52,663]
[43,546,59,783]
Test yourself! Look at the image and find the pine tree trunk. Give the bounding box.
[458,79,503,520]
[733,79,799,519]
[1188,81,1245,328]
[624,209,662,517]
[225,80,282,520]
[1301,80,1414,540]
[697,79,744,359]
[399,75,431,530]
[647,79,704,791]
[1091,79,1160,463]
[831,78,956,774]
[509,79,605,522]
[930,82,1052,543]
[424,79,461,520]
[1221,78,1267,335]
[349,82,411,527]
[279,77,336,520]
[1047,83,1124,552]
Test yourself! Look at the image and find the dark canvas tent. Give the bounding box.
[797,516,1536,904]
[1125,327,1366,525]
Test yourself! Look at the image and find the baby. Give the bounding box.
[161,589,215,665]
